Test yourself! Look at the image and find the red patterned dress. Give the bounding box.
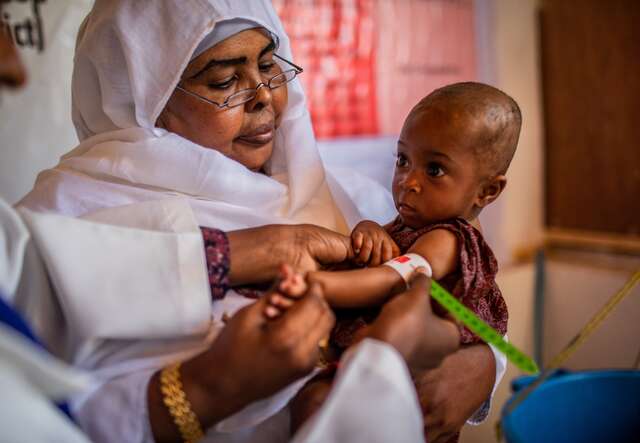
[386,216,508,344]
[332,217,508,348]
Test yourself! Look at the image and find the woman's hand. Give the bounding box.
[413,344,496,443]
[227,224,352,285]
[148,280,335,442]
[292,224,353,272]
[367,271,459,373]
[351,220,400,266]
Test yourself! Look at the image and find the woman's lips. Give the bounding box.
[236,124,274,146]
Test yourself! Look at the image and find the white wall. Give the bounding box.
[542,254,640,370]
[0,0,92,204]
[462,0,545,440]
[477,0,545,266]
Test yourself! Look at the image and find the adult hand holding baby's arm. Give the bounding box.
[148,277,335,442]
[351,220,400,266]
[227,224,352,285]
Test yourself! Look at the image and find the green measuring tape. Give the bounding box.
[430,280,540,374]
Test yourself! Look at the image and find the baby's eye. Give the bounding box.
[426,162,445,177]
[396,153,409,168]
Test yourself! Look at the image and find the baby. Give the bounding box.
[267,81,521,433]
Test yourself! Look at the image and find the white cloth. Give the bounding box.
[292,339,425,443]
[0,199,89,443]
[192,17,273,61]
[0,200,425,443]
[1,194,503,442]
[17,0,357,233]
[0,324,92,443]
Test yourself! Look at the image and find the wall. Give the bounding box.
[0,0,93,204]
[462,0,544,441]
[477,0,544,266]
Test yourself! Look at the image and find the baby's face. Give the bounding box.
[392,108,484,228]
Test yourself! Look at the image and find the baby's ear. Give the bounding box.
[475,175,507,209]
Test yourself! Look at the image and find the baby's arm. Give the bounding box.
[307,266,406,308]
[309,228,459,308]
[407,228,459,280]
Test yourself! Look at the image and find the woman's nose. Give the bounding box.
[244,81,272,112]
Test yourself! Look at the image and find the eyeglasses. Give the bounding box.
[175,54,303,109]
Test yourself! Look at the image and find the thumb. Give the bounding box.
[407,268,431,293]
[231,295,269,329]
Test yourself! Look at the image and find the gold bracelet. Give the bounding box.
[160,363,205,443]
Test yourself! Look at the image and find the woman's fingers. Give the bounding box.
[295,283,335,355]
[408,269,431,295]
[267,282,334,372]
[270,293,294,309]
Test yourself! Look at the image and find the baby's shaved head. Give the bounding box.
[408,82,522,175]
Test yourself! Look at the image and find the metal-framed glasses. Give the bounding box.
[176,53,303,109]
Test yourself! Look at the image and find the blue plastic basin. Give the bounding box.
[501,370,640,443]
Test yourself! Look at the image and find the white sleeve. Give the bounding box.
[292,339,425,443]
[72,369,157,443]
[466,339,508,425]
[15,199,212,352]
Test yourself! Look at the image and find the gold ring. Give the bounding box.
[317,337,331,368]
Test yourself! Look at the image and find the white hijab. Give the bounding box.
[18,0,360,232]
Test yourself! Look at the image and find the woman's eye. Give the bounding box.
[396,154,408,168]
[208,77,236,90]
[426,162,445,177]
[259,62,277,73]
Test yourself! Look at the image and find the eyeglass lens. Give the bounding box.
[225,70,298,108]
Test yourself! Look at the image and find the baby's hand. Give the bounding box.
[351,220,400,267]
[264,264,308,320]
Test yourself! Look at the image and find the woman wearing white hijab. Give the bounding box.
[18,0,357,232]
[17,1,504,441]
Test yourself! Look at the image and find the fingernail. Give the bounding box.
[265,306,279,317]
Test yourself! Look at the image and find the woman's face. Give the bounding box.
[157,29,288,172]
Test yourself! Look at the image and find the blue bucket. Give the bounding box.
[501,370,640,443]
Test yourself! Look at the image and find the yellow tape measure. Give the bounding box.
[430,280,540,374]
